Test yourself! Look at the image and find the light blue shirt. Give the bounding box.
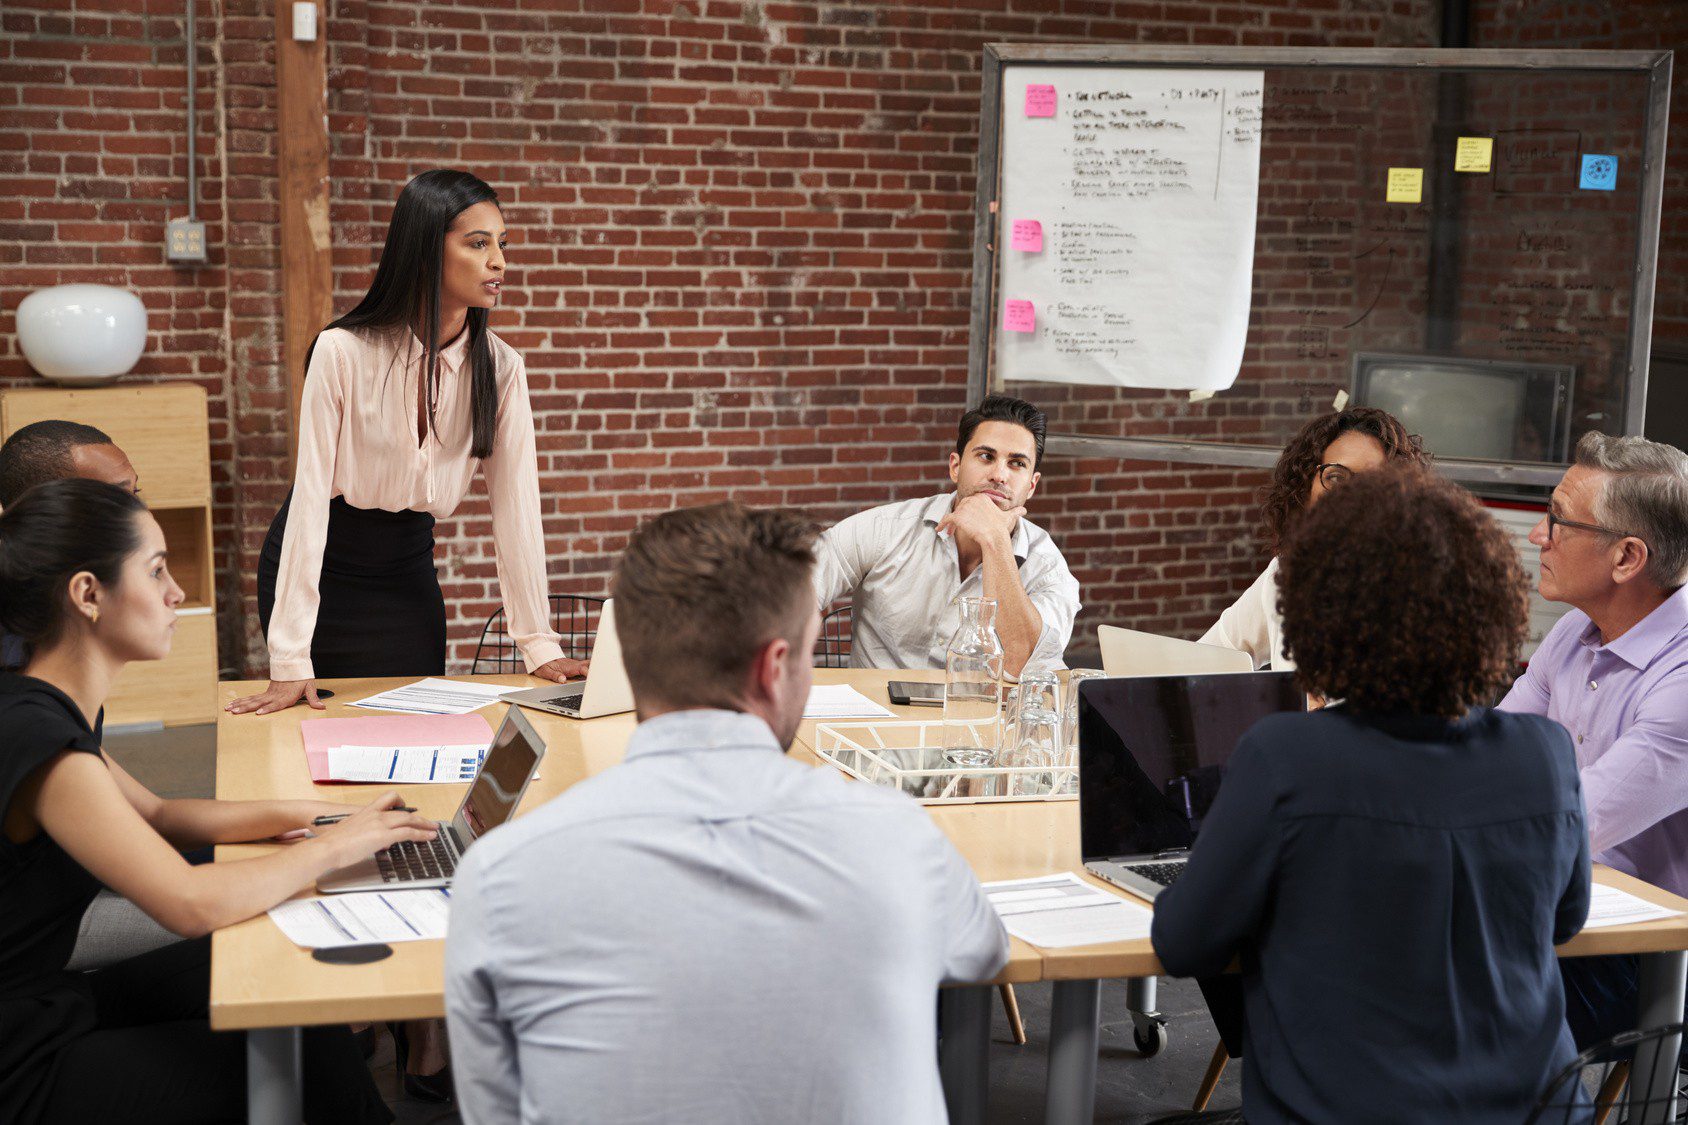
[444,709,1009,1125]
[814,491,1081,671]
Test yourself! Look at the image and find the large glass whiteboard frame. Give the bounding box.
[966,45,1673,488]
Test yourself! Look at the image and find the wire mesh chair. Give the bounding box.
[1528,1021,1686,1125]
[814,603,853,668]
[471,595,606,675]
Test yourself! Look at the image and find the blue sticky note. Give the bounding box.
[1580,154,1617,191]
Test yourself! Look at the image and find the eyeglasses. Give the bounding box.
[1314,463,1355,490]
[1546,510,1643,546]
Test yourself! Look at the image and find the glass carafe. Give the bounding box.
[942,597,1004,769]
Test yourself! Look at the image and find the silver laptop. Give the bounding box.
[1077,672,1301,901]
[1097,625,1255,677]
[500,599,634,720]
[316,705,545,894]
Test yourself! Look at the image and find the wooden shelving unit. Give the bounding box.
[1,384,219,727]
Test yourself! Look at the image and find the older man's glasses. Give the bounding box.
[1314,463,1355,490]
[1546,510,1641,545]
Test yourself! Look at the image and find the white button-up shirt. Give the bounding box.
[445,709,1009,1125]
[812,492,1081,671]
[1199,557,1295,671]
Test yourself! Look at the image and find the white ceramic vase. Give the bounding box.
[15,284,148,385]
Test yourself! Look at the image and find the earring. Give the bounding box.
[88,609,99,626]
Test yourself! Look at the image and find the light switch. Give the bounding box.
[292,2,317,41]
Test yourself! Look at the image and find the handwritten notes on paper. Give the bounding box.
[1024,84,1057,118]
[1003,299,1036,333]
[1455,137,1493,173]
[1386,167,1424,203]
[998,67,1263,390]
[1010,219,1044,252]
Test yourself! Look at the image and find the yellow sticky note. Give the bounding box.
[1455,136,1493,174]
[1386,167,1423,204]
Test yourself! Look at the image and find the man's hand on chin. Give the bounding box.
[937,492,1024,549]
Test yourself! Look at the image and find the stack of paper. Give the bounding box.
[1583,883,1685,929]
[983,872,1153,948]
[325,744,486,784]
[350,678,512,716]
[804,684,895,719]
[269,890,450,949]
[300,713,494,783]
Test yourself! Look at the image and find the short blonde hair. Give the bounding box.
[612,503,818,710]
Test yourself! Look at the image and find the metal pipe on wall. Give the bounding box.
[186,0,196,221]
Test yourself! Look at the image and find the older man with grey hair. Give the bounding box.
[1499,431,1688,1049]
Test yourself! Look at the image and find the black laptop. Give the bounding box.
[1078,672,1303,900]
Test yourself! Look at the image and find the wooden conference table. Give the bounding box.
[212,670,1688,1125]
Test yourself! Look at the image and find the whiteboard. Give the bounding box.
[997,67,1264,391]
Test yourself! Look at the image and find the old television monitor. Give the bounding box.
[1351,353,1575,465]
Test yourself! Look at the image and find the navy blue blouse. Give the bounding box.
[1151,704,1590,1124]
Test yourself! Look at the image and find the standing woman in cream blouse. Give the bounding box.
[229,170,582,716]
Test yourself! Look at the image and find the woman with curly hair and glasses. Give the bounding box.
[1202,407,1429,669]
[1152,465,1591,1125]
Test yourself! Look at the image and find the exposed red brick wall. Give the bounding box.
[3,1,1679,679]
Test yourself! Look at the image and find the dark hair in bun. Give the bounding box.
[0,478,147,665]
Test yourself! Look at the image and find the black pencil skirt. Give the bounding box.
[256,492,447,679]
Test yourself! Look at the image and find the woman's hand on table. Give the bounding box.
[227,679,325,716]
[532,657,589,683]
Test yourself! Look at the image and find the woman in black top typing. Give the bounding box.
[1151,465,1591,1124]
[0,479,437,1124]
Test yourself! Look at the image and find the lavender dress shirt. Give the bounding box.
[1499,585,1688,896]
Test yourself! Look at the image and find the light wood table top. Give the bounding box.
[211,669,1688,1029]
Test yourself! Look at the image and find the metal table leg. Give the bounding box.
[1629,950,1687,1124]
[248,1027,302,1125]
[940,984,992,1125]
[1046,978,1102,1125]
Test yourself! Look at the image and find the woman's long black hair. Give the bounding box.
[309,169,502,458]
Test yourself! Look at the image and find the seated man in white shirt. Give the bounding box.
[813,395,1080,677]
[445,502,1010,1125]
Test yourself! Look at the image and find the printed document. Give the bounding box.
[268,890,450,949]
[349,678,512,715]
[804,684,895,719]
[1583,882,1684,929]
[983,872,1154,948]
[325,744,486,783]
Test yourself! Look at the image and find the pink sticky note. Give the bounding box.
[1003,299,1036,333]
[1011,219,1043,252]
[1024,84,1057,118]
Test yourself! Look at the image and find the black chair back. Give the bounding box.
[471,595,606,675]
[1528,1021,1685,1124]
[814,603,852,668]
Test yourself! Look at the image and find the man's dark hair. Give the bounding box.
[956,395,1047,469]
[0,420,115,508]
[612,503,818,711]
[1277,465,1529,719]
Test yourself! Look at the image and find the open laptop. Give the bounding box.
[1077,672,1301,901]
[500,599,634,719]
[1097,624,1255,677]
[317,705,546,893]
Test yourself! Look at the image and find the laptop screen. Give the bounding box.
[452,706,545,844]
[1077,672,1302,863]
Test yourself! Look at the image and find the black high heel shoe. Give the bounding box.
[387,1020,455,1104]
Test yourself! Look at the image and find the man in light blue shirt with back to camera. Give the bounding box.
[445,502,1009,1124]
[1499,432,1688,1048]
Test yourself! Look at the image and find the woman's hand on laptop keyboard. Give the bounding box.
[312,791,437,865]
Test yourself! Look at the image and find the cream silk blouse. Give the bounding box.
[266,326,564,681]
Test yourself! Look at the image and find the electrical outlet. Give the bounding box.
[166,217,207,264]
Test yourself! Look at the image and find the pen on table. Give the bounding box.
[312,807,417,826]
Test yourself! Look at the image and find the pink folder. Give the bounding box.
[300,714,495,783]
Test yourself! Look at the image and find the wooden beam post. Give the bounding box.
[275,0,332,468]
